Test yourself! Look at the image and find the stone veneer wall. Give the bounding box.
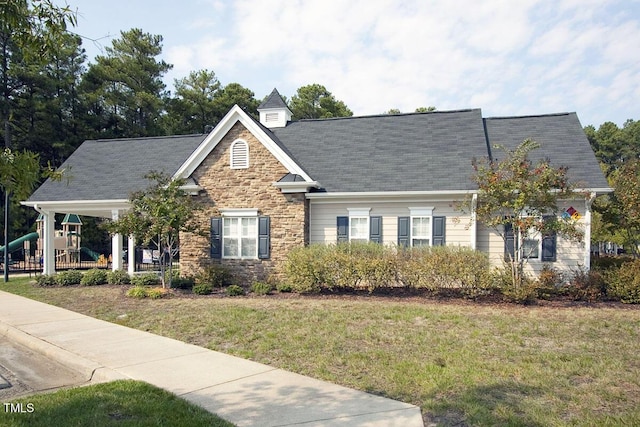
[180,122,308,284]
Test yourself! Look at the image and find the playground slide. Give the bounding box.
[0,232,39,255]
[80,247,100,261]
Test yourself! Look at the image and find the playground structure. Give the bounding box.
[0,213,107,272]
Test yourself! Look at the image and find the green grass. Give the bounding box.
[0,380,233,427]
[2,277,640,426]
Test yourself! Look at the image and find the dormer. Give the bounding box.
[258,88,292,128]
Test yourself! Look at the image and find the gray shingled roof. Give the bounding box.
[28,134,205,202]
[483,113,609,189]
[258,88,289,110]
[270,109,489,192]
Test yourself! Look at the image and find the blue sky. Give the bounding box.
[59,0,639,127]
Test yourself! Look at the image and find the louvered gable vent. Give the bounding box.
[230,140,249,169]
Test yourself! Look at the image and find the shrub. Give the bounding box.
[107,269,130,285]
[195,263,231,288]
[282,244,328,293]
[563,268,605,302]
[251,281,273,295]
[605,259,640,304]
[126,286,147,299]
[145,287,168,299]
[171,276,195,290]
[192,282,213,295]
[534,264,565,300]
[492,265,538,304]
[80,269,108,286]
[131,272,160,287]
[276,282,293,293]
[225,285,245,296]
[36,274,57,287]
[55,270,83,286]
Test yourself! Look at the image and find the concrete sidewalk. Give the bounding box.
[0,291,423,426]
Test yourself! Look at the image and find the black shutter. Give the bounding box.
[432,216,446,246]
[258,216,270,259]
[337,216,349,243]
[397,216,410,247]
[370,216,382,243]
[504,222,515,261]
[541,216,557,262]
[210,217,222,259]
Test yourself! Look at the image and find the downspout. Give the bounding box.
[584,192,597,270]
[470,193,478,250]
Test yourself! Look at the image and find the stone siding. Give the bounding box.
[180,122,308,284]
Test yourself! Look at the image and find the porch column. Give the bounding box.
[127,235,135,275]
[42,210,56,275]
[470,193,478,250]
[111,210,123,271]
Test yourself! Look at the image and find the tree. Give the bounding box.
[585,120,640,176]
[288,84,352,119]
[213,82,259,119]
[0,0,76,281]
[81,28,171,138]
[165,69,220,134]
[468,139,583,288]
[105,172,201,288]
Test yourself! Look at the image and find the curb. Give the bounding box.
[0,321,126,384]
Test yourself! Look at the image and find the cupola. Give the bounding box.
[258,88,292,128]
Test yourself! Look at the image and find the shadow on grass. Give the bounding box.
[425,381,545,427]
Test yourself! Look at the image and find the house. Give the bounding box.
[24,89,610,282]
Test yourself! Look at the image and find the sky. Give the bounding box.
[57,0,639,127]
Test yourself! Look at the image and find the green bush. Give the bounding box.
[171,276,195,290]
[195,263,231,288]
[126,286,148,299]
[276,282,293,293]
[605,259,640,303]
[534,264,565,300]
[36,274,57,287]
[80,269,108,286]
[562,268,605,302]
[225,284,245,296]
[145,287,167,299]
[282,244,329,293]
[251,281,273,295]
[192,282,213,295]
[107,270,130,285]
[492,265,538,304]
[131,272,160,287]
[55,270,83,286]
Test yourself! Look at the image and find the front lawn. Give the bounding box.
[1,379,233,427]
[2,278,639,426]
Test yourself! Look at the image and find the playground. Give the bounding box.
[0,214,154,273]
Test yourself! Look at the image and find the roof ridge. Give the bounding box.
[295,108,481,123]
[484,112,574,120]
[90,133,206,143]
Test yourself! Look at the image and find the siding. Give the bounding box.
[309,200,472,246]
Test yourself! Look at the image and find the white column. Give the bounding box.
[127,235,135,275]
[111,210,123,271]
[584,192,596,270]
[42,210,56,275]
[470,193,478,250]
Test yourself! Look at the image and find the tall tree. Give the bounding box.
[585,120,640,176]
[0,0,76,281]
[213,82,259,119]
[81,28,171,138]
[164,69,220,134]
[289,84,352,119]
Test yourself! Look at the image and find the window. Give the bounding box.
[411,217,431,247]
[210,213,270,260]
[350,217,369,242]
[230,140,249,169]
[223,217,257,258]
[504,216,556,262]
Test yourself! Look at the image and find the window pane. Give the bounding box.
[523,238,539,259]
[223,238,238,257]
[412,238,430,247]
[412,217,430,238]
[350,217,368,240]
[224,218,237,236]
[242,217,257,237]
[241,237,257,257]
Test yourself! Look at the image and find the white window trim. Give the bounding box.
[409,207,433,247]
[230,139,249,169]
[347,208,371,242]
[221,209,259,259]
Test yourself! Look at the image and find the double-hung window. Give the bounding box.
[223,217,257,258]
[210,209,270,260]
[398,207,445,247]
[336,208,383,243]
[411,216,431,247]
[504,216,556,262]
